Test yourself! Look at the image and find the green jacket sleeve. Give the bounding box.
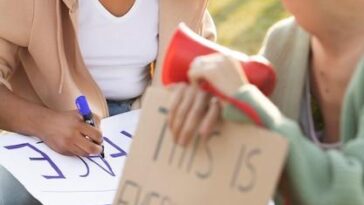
[223,82,364,205]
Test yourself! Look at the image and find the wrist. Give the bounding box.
[223,85,283,129]
[31,107,57,140]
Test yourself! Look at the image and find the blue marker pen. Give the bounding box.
[75,95,105,158]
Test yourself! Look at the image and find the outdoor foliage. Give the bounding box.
[209,0,289,54]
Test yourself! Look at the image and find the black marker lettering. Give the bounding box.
[117,180,142,205]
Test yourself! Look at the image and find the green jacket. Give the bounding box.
[224,18,364,205]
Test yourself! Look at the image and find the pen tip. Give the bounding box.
[101,145,105,158]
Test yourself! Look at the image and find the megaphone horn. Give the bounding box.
[162,23,276,97]
[162,23,277,126]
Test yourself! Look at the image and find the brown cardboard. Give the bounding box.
[113,87,288,205]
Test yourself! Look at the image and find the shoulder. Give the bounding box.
[265,17,303,38]
[0,0,35,46]
[259,17,310,64]
[201,10,217,42]
[259,17,311,120]
[341,57,364,141]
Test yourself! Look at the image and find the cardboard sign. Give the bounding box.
[113,88,288,205]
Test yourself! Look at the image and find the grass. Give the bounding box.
[208,0,289,54]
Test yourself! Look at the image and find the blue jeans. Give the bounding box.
[0,165,41,205]
[0,99,134,205]
[107,99,134,116]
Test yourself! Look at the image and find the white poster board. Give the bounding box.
[0,110,140,205]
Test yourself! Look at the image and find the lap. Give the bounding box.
[0,165,41,205]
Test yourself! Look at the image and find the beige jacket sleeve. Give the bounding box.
[201,10,217,42]
[0,39,18,90]
[0,0,34,90]
[133,10,216,109]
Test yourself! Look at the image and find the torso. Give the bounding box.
[78,0,159,100]
[310,41,358,143]
[99,0,136,17]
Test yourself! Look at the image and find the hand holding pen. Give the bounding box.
[76,96,105,158]
[36,108,103,156]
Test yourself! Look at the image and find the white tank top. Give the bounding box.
[78,0,159,100]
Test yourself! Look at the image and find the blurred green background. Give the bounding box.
[208,0,289,54]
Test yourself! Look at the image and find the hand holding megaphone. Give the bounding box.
[188,53,249,96]
[162,23,276,126]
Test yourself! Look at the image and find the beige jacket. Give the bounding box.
[0,0,216,118]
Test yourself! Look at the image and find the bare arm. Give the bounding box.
[0,35,102,156]
[0,0,105,156]
[0,85,53,137]
[0,84,104,156]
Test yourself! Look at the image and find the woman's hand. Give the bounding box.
[0,86,103,157]
[168,83,221,146]
[189,53,248,96]
[168,53,249,146]
[39,110,103,156]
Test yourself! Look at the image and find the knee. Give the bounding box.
[0,165,41,205]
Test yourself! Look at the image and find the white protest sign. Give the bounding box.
[0,110,140,205]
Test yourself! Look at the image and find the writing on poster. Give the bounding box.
[3,130,133,180]
[117,107,263,205]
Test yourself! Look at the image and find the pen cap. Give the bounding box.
[75,96,92,117]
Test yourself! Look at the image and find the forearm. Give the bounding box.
[271,117,364,205]
[223,85,364,204]
[0,85,104,156]
[272,119,333,204]
[0,85,54,138]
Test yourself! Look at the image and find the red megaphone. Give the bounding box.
[162,23,276,96]
[162,23,277,127]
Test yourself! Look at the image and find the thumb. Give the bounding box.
[188,57,208,85]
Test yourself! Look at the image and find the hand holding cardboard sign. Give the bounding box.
[113,24,287,205]
[168,83,219,146]
[165,24,275,145]
[169,53,251,146]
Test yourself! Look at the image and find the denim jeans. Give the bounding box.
[0,165,41,205]
[0,99,134,205]
[107,99,134,116]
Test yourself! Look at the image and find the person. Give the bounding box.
[168,0,364,204]
[0,0,216,204]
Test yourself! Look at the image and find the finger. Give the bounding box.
[199,97,221,141]
[189,54,227,84]
[71,144,89,157]
[188,57,208,84]
[178,90,210,146]
[75,134,103,155]
[79,123,103,145]
[56,148,73,156]
[168,83,188,128]
[93,114,102,129]
[166,83,181,91]
[171,85,199,143]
